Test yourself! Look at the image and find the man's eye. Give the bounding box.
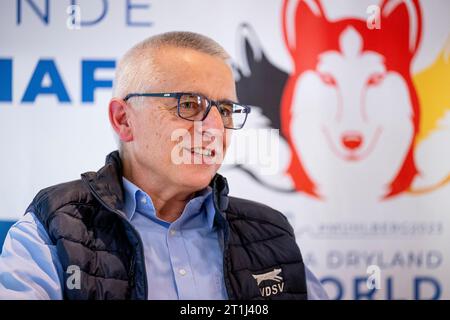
[221,109,231,117]
[181,102,198,109]
[220,105,233,117]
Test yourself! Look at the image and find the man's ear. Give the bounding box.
[109,98,134,142]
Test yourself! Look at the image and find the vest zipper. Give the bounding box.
[129,254,136,288]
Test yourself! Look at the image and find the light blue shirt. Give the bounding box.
[0,177,328,300]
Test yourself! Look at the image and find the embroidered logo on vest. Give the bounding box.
[252,268,285,297]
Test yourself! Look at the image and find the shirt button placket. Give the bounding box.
[167,227,195,299]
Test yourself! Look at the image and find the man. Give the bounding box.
[0,32,328,300]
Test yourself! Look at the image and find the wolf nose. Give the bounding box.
[342,132,363,150]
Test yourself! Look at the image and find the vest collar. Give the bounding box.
[80,151,126,216]
[81,151,230,219]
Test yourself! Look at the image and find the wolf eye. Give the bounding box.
[318,73,336,86]
[367,73,385,86]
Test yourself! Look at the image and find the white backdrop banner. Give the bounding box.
[0,0,449,299]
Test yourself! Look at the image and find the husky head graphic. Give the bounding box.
[279,0,422,200]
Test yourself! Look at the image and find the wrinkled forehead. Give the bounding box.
[151,46,233,75]
[140,46,237,99]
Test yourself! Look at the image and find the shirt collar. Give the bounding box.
[121,177,217,230]
[122,176,140,221]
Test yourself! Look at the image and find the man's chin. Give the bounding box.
[176,168,217,190]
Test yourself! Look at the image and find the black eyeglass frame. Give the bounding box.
[123,92,251,130]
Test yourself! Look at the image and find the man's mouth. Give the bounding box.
[183,147,216,157]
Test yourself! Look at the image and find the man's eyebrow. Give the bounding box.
[220,97,240,104]
[189,91,239,103]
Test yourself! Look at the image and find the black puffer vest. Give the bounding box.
[27,151,307,300]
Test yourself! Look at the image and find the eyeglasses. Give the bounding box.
[123,92,251,130]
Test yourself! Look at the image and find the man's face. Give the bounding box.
[126,47,236,191]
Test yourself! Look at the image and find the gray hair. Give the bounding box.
[112,31,231,155]
[112,31,230,99]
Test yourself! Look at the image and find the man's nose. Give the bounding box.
[202,105,225,130]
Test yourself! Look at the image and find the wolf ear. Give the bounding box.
[235,23,263,78]
[234,23,288,132]
[282,0,327,59]
[380,0,422,55]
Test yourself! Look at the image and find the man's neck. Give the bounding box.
[122,156,195,223]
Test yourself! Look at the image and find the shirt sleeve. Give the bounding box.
[305,265,329,300]
[0,212,63,300]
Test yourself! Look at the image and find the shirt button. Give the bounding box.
[169,229,176,236]
[140,197,147,204]
[179,268,187,276]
